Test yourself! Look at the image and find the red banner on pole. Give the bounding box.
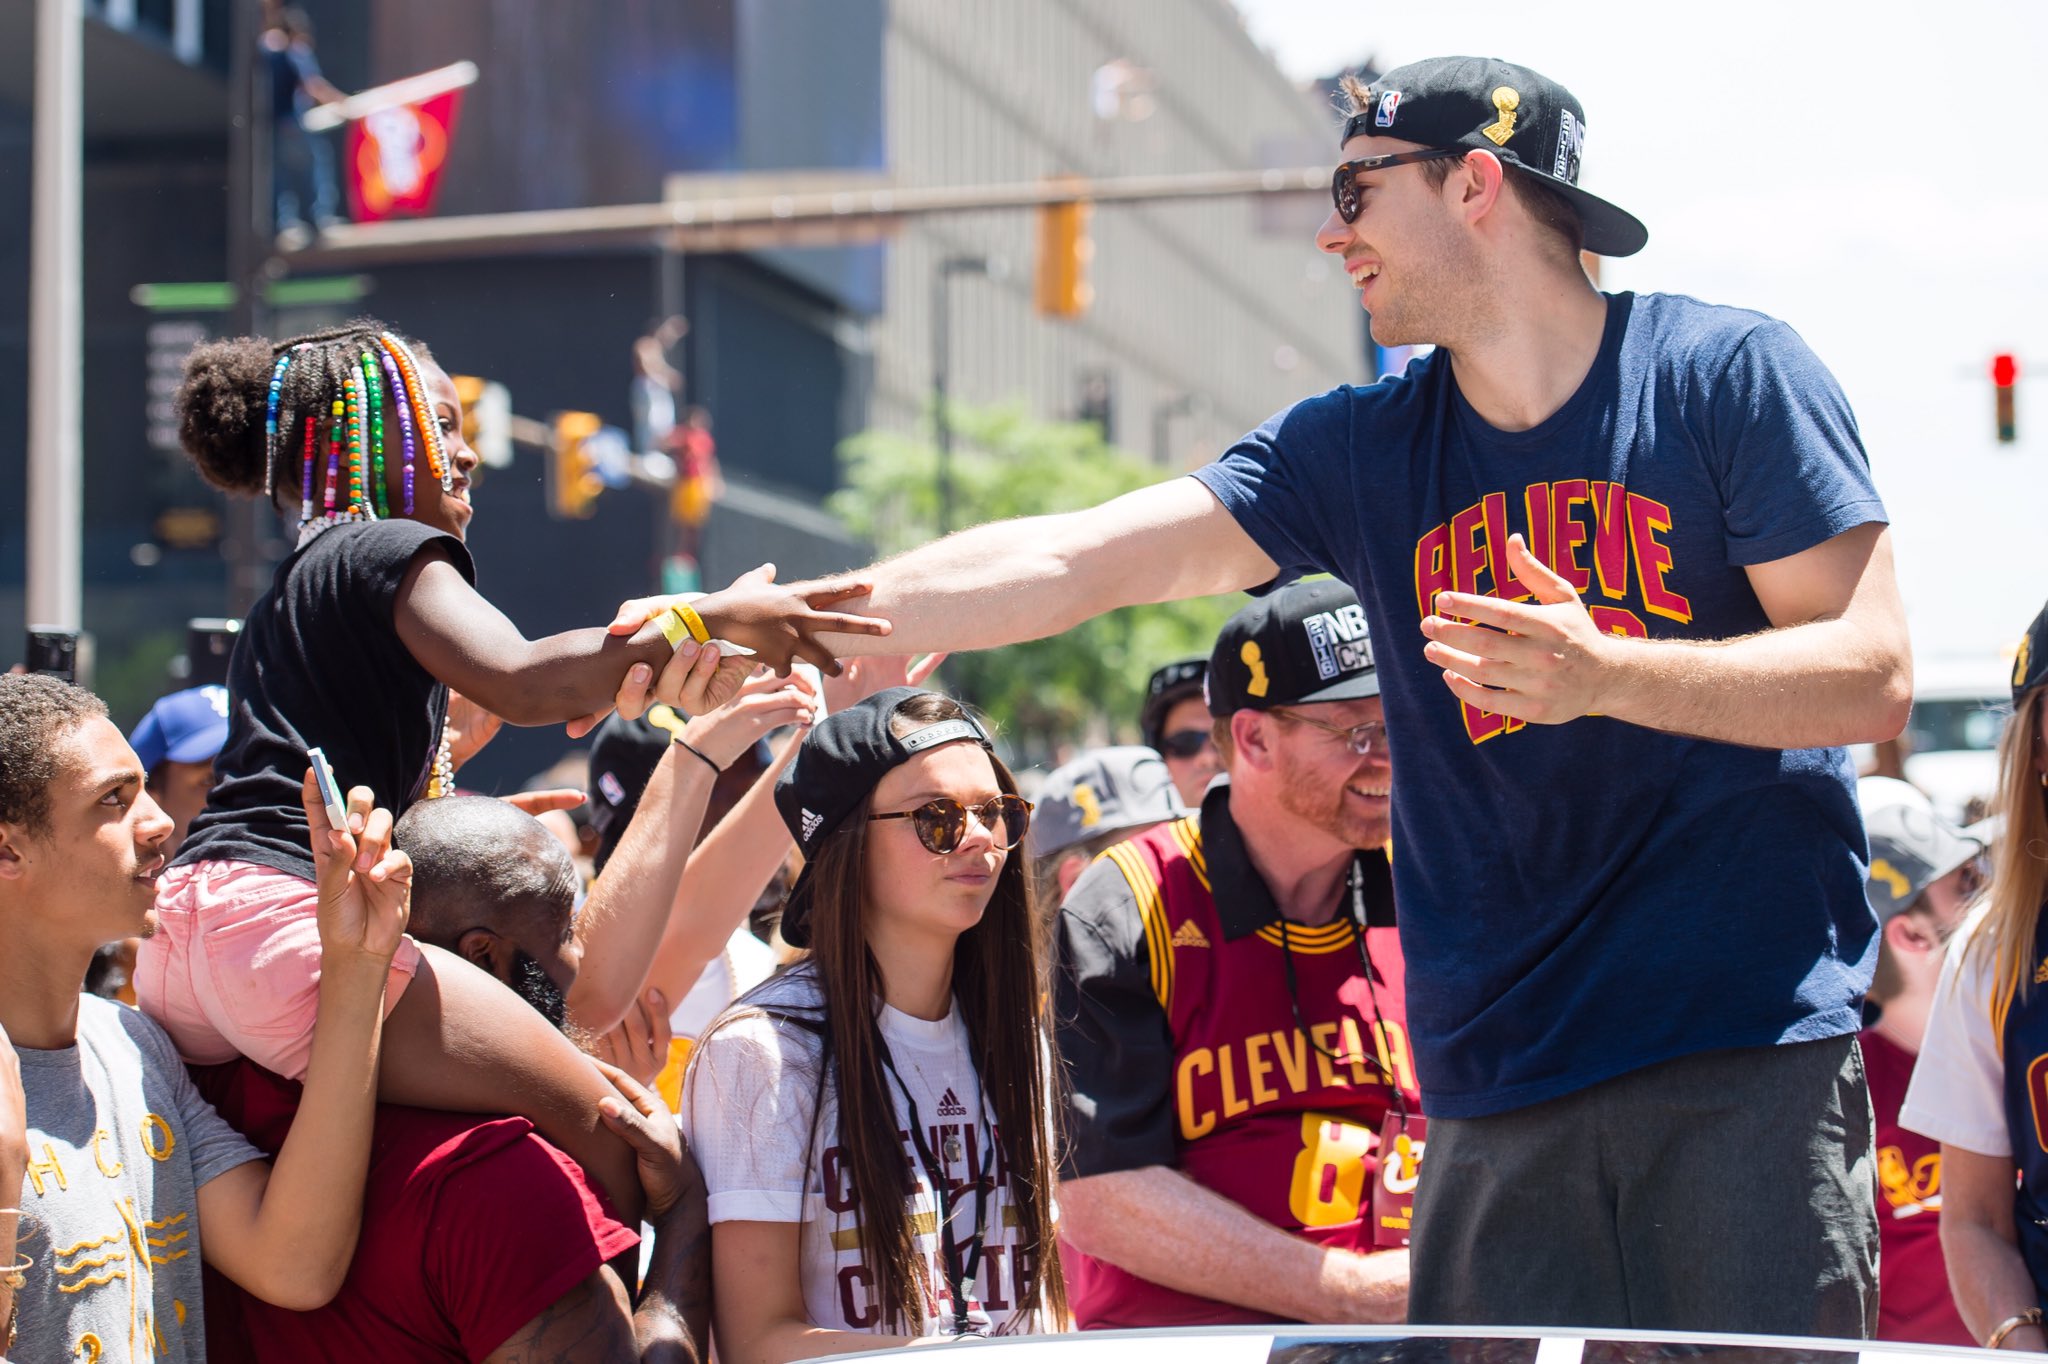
[344,88,464,223]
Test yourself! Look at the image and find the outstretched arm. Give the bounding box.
[1941,1144,2044,1348]
[1422,522,1911,748]
[611,477,1276,676]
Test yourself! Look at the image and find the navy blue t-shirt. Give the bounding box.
[1193,291,1885,1118]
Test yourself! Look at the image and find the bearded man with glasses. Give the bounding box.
[1052,581,1418,1329]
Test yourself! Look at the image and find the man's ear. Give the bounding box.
[1231,710,1280,773]
[1456,148,1508,223]
[1885,910,1940,957]
[455,927,509,979]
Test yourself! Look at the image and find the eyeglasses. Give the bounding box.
[870,794,1033,855]
[1159,729,1215,760]
[1330,148,1464,223]
[1272,709,1390,757]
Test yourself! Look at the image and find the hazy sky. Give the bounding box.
[1230,0,2044,679]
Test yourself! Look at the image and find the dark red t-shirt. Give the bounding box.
[1861,1026,1973,1347]
[192,1058,639,1362]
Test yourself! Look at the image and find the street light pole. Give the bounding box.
[224,0,276,615]
[27,0,84,632]
[931,254,989,537]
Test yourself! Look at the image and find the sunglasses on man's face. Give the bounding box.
[870,794,1033,856]
[1330,147,1465,224]
[1160,729,1215,760]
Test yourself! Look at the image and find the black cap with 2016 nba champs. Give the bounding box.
[1343,55,1648,258]
[773,686,994,948]
[2015,598,2048,702]
[1206,579,1380,716]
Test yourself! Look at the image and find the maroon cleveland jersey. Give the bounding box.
[1054,782,1418,1329]
[1861,1024,1971,1347]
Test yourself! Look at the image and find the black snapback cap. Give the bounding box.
[775,687,993,948]
[1206,579,1380,716]
[2016,599,2048,703]
[1140,658,1208,751]
[1342,56,1647,258]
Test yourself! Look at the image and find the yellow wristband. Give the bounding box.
[654,603,711,648]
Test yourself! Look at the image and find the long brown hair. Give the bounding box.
[745,693,1065,1331]
[1977,685,2048,1044]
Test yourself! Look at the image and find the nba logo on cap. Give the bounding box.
[1375,90,1401,127]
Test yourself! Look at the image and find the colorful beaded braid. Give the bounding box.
[344,367,368,517]
[298,415,317,525]
[263,351,293,498]
[361,350,389,519]
[324,398,342,514]
[378,334,449,487]
[377,346,417,515]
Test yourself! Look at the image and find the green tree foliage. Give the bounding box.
[831,404,1243,759]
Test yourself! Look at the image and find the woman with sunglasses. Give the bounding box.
[1903,600,2048,1349]
[682,688,1065,1359]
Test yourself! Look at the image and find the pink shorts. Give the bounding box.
[136,859,422,1081]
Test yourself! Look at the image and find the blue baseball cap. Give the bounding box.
[130,685,231,772]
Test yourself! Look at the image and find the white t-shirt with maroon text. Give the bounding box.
[681,967,1044,1338]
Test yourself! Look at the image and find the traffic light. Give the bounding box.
[1994,353,2018,444]
[1035,195,1094,318]
[450,374,512,468]
[550,411,604,519]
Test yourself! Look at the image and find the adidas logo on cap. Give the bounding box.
[800,808,823,843]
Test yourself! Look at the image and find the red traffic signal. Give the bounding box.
[1993,353,2019,388]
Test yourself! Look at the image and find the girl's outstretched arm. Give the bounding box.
[392,549,887,725]
[378,942,645,1222]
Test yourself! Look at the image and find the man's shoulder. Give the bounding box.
[1060,819,1199,931]
[1625,290,1791,370]
[74,993,183,1073]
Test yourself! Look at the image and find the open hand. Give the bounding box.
[587,988,673,1090]
[605,563,890,678]
[1420,533,1617,725]
[591,1055,698,1220]
[299,770,411,964]
[681,669,818,769]
[820,652,946,716]
[442,691,504,773]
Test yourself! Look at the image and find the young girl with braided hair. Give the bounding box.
[155,319,884,1215]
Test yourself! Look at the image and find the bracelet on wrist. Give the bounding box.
[1987,1309,2045,1350]
[675,737,723,775]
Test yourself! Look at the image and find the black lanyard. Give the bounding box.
[1276,855,1410,1126]
[876,1037,993,1337]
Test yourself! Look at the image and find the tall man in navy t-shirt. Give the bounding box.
[619,56,1907,1336]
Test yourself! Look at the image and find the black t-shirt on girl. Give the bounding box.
[174,519,476,882]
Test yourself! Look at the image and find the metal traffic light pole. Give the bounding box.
[26,0,84,635]
[223,0,278,616]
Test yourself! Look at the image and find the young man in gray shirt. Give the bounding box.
[0,674,408,1361]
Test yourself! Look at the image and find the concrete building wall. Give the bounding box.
[869,0,1364,470]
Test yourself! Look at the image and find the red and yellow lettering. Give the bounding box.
[1373,1020,1418,1095]
[1337,1017,1373,1085]
[1218,1044,1251,1119]
[979,1244,1010,1311]
[839,1265,879,1329]
[822,1145,858,1214]
[1460,700,1524,746]
[1521,482,1554,577]
[1245,1034,1280,1106]
[1309,1024,1343,1088]
[1448,501,1489,602]
[1288,1114,1375,1229]
[1588,481,1631,599]
[1548,478,1592,591]
[1176,1048,1216,1140]
[1624,492,1693,624]
[1414,522,1452,619]
[1481,492,1532,601]
[1588,605,1648,639]
[1270,1029,1310,1095]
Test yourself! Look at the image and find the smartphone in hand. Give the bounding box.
[307,747,348,832]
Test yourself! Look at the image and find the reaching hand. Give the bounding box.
[605,563,889,678]
[500,788,588,818]
[1420,533,1617,725]
[591,1055,698,1220]
[681,669,818,769]
[299,770,412,965]
[587,988,673,1090]
[442,691,504,773]
[819,652,947,716]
